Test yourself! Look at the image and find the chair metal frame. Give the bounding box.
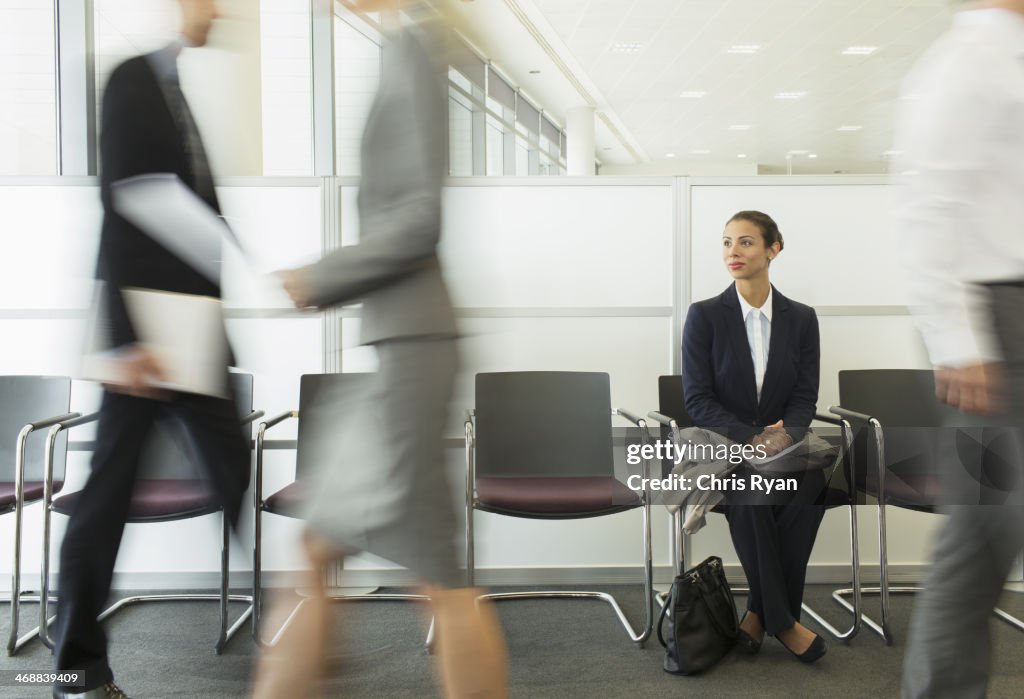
[646,408,863,643]
[5,410,77,655]
[252,409,434,649]
[36,403,265,655]
[464,405,655,648]
[829,404,1024,645]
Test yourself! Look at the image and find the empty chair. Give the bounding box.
[465,371,654,646]
[38,371,262,654]
[830,368,1024,644]
[252,373,431,647]
[1,375,75,655]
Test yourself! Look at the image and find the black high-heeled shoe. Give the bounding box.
[777,632,828,663]
[735,613,763,655]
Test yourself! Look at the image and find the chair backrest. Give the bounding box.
[474,371,614,478]
[657,375,693,427]
[837,369,960,503]
[0,376,71,487]
[137,371,254,481]
[294,372,373,482]
[656,375,694,477]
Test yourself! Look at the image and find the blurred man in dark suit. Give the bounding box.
[52,2,249,697]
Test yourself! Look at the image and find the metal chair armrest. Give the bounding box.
[830,406,875,423]
[645,411,676,428]
[812,412,845,427]
[241,409,266,426]
[254,411,299,506]
[28,412,80,431]
[614,408,645,427]
[259,410,299,432]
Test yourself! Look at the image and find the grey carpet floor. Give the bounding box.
[2,584,1024,698]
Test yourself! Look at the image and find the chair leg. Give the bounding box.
[6,492,24,655]
[477,504,655,647]
[39,502,56,649]
[801,503,862,642]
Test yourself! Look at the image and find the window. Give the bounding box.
[0,0,57,175]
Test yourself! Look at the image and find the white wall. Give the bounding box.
[1,174,958,591]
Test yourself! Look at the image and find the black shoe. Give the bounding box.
[777,632,828,664]
[735,613,763,655]
[53,681,131,699]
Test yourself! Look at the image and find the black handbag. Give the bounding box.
[656,555,738,675]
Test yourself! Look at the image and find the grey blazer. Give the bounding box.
[303,21,456,343]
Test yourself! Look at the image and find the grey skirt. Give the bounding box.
[302,338,461,587]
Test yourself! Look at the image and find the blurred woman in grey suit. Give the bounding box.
[252,2,507,697]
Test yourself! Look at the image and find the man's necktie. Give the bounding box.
[164,75,215,203]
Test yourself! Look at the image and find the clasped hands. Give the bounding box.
[747,419,793,457]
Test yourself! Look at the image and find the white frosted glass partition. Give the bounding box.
[440,184,674,308]
[218,186,323,308]
[261,0,313,175]
[455,317,673,431]
[0,320,89,378]
[340,185,361,246]
[690,185,902,306]
[0,1,57,176]
[225,318,323,440]
[0,186,102,309]
[818,315,930,408]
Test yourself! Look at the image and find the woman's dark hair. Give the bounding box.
[726,210,784,252]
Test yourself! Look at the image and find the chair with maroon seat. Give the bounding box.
[465,371,654,646]
[830,368,1024,644]
[37,371,262,654]
[1,375,75,655]
[252,372,433,647]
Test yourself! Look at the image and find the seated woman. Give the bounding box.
[682,210,827,663]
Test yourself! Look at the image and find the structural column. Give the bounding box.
[565,105,595,176]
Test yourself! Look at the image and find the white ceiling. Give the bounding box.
[447,0,956,175]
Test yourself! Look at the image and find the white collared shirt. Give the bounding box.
[894,8,1024,367]
[737,285,773,401]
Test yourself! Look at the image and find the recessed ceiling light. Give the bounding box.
[728,124,752,131]
[728,44,761,54]
[842,46,879,56]
[808,154,818,159]
[692,149,711,155]
[737,154,747,159]
[787,150,809,155]
[679,91,707,98]
[837,125,863,131]
[611,42,643,54]
[666,153,676,158]
[882,150,904,157]
[774,91,807,100]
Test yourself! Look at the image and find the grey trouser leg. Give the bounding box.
[902,505,1024,698]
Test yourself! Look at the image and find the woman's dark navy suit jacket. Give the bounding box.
[682,283,820,445]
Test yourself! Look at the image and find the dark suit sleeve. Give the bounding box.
[682,303,759,443]
[97,64,157,348]
[782,308,820,442]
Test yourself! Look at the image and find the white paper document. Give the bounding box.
[81,287,229,397]
[112,174,237,282]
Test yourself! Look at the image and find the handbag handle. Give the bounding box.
[693,573,738,639]
[655,590,672,648]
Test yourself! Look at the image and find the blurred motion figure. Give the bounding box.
[895,1,1024,696]
[52,2,250,698]
[255,1,507,698]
